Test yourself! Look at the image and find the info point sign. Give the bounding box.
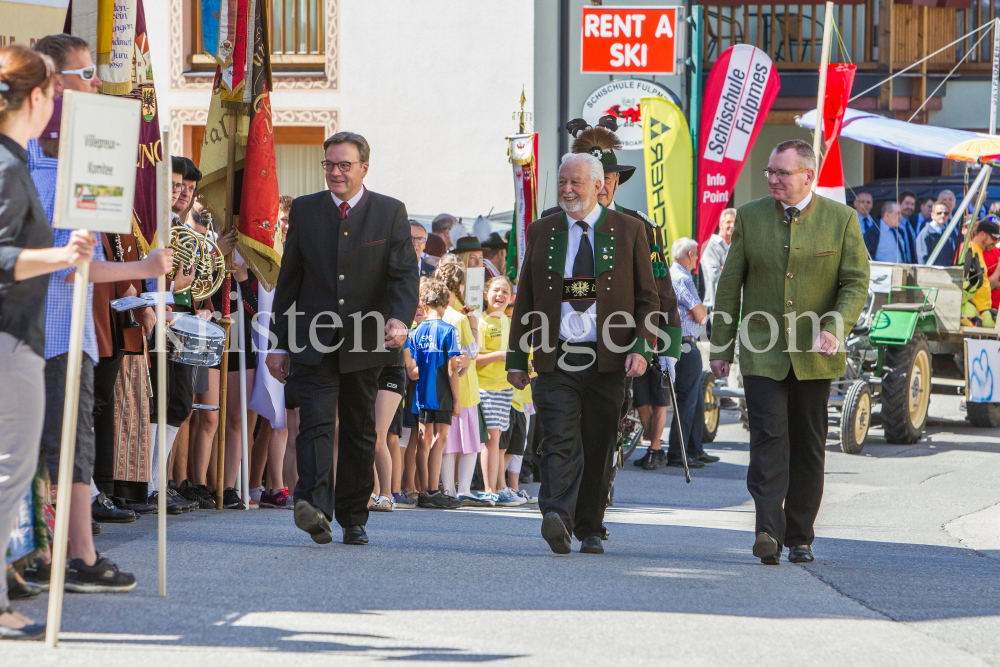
[581,6,684,75]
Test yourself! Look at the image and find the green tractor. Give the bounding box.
[834,262,1000,453]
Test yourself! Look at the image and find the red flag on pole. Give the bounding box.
[815,64,857,205]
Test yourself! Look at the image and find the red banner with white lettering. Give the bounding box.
[696,45,780,247]
[815,63,857,205]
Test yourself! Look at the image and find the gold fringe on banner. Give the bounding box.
[99,80,134,96]
[237,231,282,292]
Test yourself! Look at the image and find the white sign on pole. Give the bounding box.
[52,89,141,233]
[966,338,1000,403]
[465,266,486,315]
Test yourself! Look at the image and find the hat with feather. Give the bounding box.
[566,115,636,185]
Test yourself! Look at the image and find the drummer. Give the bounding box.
[27,102,174,592]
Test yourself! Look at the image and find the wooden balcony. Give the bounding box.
[700,0,990,74]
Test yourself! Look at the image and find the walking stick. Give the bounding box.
[658,360,691,484]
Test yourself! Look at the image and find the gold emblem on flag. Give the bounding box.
[569,280,591,297]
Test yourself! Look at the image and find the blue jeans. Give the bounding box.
[666,344,705,464]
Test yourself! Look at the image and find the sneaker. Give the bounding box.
[249,486,264,504]
[191,484,217,510]
[222,487,246,510]
[417,490,461,509]
[167,487,197,512]
[459,493,495,508]
[175,479,201,503]
[265,487,290,508]
[23,559,51,591]
[515,490,537,504]
[496,488,520,507]
[65,554,136,593]
[642,448,664,471]
[259,490,278,508]
[392,492,416,509]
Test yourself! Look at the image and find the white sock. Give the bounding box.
[440,453,457,497]
[507,455,523,474]
[457,453,477,497]
[90,479,100,501]
[149,424,180,494]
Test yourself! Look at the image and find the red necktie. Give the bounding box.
[339,201,350,218]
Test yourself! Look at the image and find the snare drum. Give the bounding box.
[166,313,226,366]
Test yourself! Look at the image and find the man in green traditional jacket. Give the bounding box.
[709,139,869,566]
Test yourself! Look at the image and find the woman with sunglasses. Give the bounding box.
[0,45,96,641]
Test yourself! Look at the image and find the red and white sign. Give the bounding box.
[696,45,780,247]
[581,6,683,75]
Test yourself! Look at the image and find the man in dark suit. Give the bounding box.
[507,153,661,556]
[267,132,418,546]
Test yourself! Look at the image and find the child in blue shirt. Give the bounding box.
[405,278,463,508]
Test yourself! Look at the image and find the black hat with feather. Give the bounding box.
[566,115,636,185]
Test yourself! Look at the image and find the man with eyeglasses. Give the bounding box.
[410,220,435,277]
[915,201,957,266]
[268,131,418,547]
[709,139,869,566]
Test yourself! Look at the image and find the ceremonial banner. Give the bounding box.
[217,0,253,108]
[815,64,857,205]
[505,133,538,282]
[697,45,780,247]
[641,96,691,263]
[201,0,238,66]
[200,0,281,288]
[96,0,137,95]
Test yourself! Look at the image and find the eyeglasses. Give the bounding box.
[321,160,364,173]
[411,236,427,245]
[763,167,809,180]
[61,66,97,81]
[172,183,195,194]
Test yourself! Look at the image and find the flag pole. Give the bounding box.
[237,281,250,509]
[812,1,836,189]
[156,127,171,596]
[215,110,237,510]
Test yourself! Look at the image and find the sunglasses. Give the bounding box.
[61,66,97,81]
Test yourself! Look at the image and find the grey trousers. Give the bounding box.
[0,333,45,608]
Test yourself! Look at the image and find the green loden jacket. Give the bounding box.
[708,194,870,381]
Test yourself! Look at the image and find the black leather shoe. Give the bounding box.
[92,493,137,523]
[788,545,814,563]
[753,532,781,565]
[294,500,333,544]
[91,518,101,535]
[580,536,604,554]
[343,525,368,545]
[696,453,721,463]
[111,496,156,515]
[541,512,571,555]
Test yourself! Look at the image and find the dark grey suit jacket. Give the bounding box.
[271,188,419,372]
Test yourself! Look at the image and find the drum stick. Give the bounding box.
[237,282,250,509]
[156,127,170,596]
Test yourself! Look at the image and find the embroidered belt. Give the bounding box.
[561,276,597,302]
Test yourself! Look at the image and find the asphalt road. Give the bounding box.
[8,394,1000,666]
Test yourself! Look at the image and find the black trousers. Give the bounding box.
[41,353,96,484]
[743,368,831,547]
[92,352,124,494]
[293,352,380,529]
[533,342,626,540]
[666,345,705,464]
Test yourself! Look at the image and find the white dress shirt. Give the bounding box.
[781,191,812,212]
[559,204,603,343]
[330,185,365,213]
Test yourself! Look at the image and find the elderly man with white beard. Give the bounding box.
[506,153,660,556]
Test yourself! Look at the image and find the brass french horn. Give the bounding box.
[167,226,226,300]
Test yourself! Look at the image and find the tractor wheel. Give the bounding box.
[880,333,932,444]
[702,370,719,443]
[967,402,1000,428]
[840,380,872,455]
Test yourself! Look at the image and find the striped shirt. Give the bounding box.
[28,140,103,362]
[669,262,702,339]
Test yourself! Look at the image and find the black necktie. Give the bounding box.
[571,221,594,312]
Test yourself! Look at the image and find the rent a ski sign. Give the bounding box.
[580,5,685,75]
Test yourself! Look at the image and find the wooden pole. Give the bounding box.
[215,110,238,509]
[811,0,836,190]
[44,259,90,648]
[156,127,170,596]
[877,0,894,112]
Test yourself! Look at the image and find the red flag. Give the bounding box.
[697,45,780,247]
[815,64,857,205]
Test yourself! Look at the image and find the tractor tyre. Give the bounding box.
[880,333,932,444]
[840,380,872,455]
